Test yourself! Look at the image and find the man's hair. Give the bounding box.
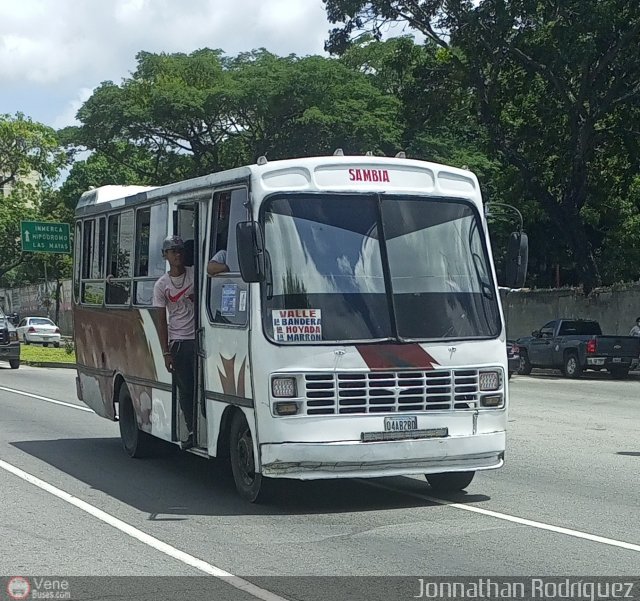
[636,317,640,322]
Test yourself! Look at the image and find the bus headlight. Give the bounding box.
[479,370,501,391]
[271,377,297,398]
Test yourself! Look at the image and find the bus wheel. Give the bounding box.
[230,411,267,502]
[426,471,475,493]
[118,384,154,458]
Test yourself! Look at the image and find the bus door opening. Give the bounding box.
[174,202,207,449]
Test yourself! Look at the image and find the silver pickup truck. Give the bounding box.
[516,318,640,379]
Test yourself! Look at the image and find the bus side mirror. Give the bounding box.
[236,221,265,283]
[505,231,528,289]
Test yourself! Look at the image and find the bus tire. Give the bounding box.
[426,471,475,493]
[229,411,270,503]
[118,384,155,458]
[9,359,20,369]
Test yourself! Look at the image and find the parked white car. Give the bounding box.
[16,317,62,347]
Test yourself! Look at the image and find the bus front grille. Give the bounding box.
[303,370,480,415]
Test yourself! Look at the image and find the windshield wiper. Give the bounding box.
[265,250,273,300]
[472,252,494,300]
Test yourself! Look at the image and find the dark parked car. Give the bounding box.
[507,340,520,379]
[0,307,21,369]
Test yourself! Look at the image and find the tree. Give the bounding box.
[324,0,640,292]
[0,113,67,189]
[0,113,69,282]
[342,37,504,198]
[63,49,403,184]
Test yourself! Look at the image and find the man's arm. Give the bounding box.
[207,249,229,276]
[153,280,173,372]
[207,260,229,276]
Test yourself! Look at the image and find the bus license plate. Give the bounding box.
[384,415,418,432]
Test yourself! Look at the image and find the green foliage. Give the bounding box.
[323,0,640,292]
[64,48,403,185]
[0,114,70,286]
[51,21,640,291]
[0,113,68,186]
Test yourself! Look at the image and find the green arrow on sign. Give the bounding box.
[21,221,71,254]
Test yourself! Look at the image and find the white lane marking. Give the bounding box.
[6,384,637,557]
[0,385,94,412]
[362,479,640,553]
[0,458,290,601]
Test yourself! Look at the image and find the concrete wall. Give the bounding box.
[0,280,73,335]
[502,283,640,339]
[2,278,639,341]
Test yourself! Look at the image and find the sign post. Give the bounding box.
[20,221,71,254]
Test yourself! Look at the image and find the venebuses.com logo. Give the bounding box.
[4,576,71,600]
[6,577,30,600]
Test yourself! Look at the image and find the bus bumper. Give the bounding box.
[259,431,505,480]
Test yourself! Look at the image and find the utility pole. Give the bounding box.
[43,258,50,319]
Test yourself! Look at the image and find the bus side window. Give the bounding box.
[207,188,249,325]
[133,202,168,306]
[80,217,106,305]
[73,221,82,303]
[106,210,134,306]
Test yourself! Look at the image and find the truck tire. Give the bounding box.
[563,352,582,379]
[9,359,19,369]
[517,350,532,375]
[426,471,475,493]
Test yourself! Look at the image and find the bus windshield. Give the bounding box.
[262,194,500,342]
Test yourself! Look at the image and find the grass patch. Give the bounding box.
[21,344,76,364]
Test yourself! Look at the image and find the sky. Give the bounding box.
[0,0,335,130]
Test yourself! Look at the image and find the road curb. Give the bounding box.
[21,361,77,369]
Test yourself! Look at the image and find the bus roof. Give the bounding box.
[75,155,480,216]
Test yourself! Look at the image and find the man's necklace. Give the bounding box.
[169,271,187,288]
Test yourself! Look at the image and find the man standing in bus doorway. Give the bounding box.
[153,236,195,449]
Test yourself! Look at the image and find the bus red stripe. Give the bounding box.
[356,344,439,370]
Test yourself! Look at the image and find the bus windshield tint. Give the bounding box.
[262,194,500,342]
